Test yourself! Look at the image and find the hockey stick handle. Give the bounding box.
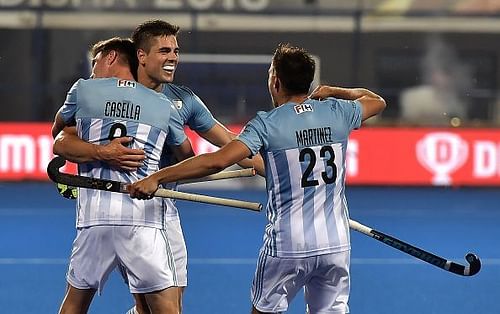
[349,219,481,276]
[47,156,262,212]
[178,168,256,185]
[153,188,261,211]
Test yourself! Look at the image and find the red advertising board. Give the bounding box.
[1,123,499,186]
[345,128,500,186]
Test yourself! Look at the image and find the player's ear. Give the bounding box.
[274,76,281,93]
[136,48,146,66]
[106,50,118,66]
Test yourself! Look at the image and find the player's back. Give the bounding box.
[61,77,177,228]
[255,98,362,258]
[73,78,173,175]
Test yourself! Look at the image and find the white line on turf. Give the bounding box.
[1,258,499,265]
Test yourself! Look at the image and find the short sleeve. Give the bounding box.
[166,104,188,146]
[335,98,362,131]
[236,113,268,156]
[185,93,217,133]
[59,79,82,125]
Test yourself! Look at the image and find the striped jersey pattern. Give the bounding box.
[159,83,217,219]
[59,78,186,229]
[237,98,362,258]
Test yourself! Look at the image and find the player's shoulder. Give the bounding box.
[76,77,123,91]
[163,83,196,98]
[81,77,115,85]
[254,109,273,120]
[67,77,86,90]
[248,110,275,128]
[71,77,90,87]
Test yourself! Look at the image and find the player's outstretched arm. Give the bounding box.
[198,122,265,176]
[309,85,386,121]
[53,126,146,171]
[129,140,251,199]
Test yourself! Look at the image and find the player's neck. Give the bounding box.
[109,64,134,81]
[137,70,163,92]
[277,94,309,107]
[115,70,135,81]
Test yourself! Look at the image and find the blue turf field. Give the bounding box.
[0,182,499,313]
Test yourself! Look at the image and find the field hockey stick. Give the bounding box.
[47,156,262,212]
[178,168,256,185]
[349,219,481,276]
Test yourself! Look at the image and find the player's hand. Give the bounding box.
[128,176,160,200]
[97,137,145,171]
[309,85,336,100]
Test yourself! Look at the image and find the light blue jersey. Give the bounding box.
[162,83,216,133]
[238,98,362,258]
[59,78,186,229]
[160,83,218,218]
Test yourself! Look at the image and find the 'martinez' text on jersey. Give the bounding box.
[104,101,141,120]
[295,127,332,147]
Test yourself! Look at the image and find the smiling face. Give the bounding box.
[137,35,179,91]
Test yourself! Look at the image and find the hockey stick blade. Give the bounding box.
[47,156,262,211]
[47,156,125,192]
[349,219,481,276]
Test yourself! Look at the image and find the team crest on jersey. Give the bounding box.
[117,80,136,88]
[173,99,183,110]
[294,103,313,114]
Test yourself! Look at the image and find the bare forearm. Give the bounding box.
[152,154,225,185]
[320,86,382,101]
[53,131,101,163]
[53,128,145,170]
[200,124,265,176]
[198,122,233,148]
[129,141,250,199]
[310,85,386,121]
[151,141,250,184]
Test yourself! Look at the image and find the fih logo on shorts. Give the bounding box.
[416,132,468,185]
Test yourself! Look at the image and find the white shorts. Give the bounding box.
[251,250,351,314]
[66,225,176,294]
[164,217,188,287]
[117,218,188,287]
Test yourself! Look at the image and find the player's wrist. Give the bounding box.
[94,145,107,162]
[147,171,164,187]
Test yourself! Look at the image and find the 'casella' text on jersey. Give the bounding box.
[104,101,141,120]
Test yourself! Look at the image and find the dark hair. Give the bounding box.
[131,20,180,53]
[272,43,315,95]
[91,37,138,79]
